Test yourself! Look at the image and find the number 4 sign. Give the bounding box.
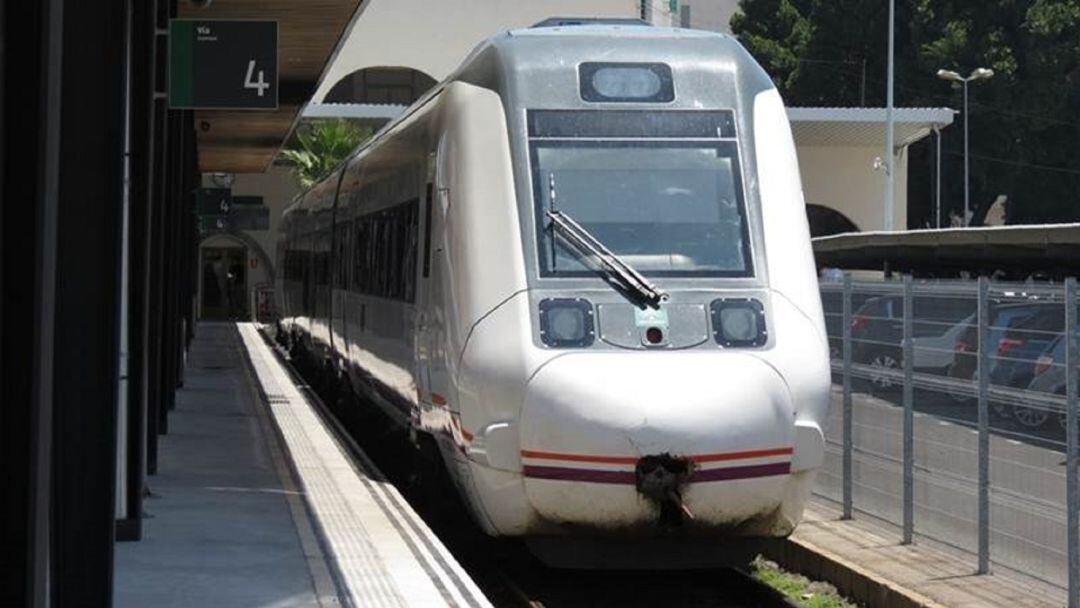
[244,60,270,97]
[169,19,278,110]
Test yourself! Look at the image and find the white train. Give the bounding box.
[277,21,830,566]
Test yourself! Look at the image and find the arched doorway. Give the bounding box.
[323,66,437,105]
[806,204,860,238]
[198,230,275,321]
[199,234,249,320]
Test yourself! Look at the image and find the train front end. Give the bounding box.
[449,26,830,561]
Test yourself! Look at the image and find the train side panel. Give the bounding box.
[427,82,550,533]
[750,87,830,478]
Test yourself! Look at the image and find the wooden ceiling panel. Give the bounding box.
[179,0,364,173]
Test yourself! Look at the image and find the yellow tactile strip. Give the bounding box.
[237,323,491,608]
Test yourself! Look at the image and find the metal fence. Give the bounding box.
[817,276,1079,606]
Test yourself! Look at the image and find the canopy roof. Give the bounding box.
[813,224,1080,276]
[788,107,956,148]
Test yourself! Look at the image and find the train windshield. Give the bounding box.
[528,111,752,278]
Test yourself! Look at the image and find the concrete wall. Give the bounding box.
[314,0,640,101]
[796,145,908,233]
[679,0,739,32]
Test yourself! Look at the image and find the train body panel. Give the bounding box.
[275,23,830,561]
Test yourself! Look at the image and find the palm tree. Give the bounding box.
[281,119,372,189]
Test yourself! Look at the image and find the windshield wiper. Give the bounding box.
[547,208,669,305]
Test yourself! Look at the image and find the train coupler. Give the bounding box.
[634,453,694,528]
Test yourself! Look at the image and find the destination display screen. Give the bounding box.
[579,62,674,103]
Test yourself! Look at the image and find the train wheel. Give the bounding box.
[1012,404,1048,429]
[865,350,900,394]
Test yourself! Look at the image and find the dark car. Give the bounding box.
[987,307,1067,427]
[947,302,1064,405]
[948,303,1049,388]
[851,294,976,392]
[988,307,1064,389]
[1022,325,1080,430]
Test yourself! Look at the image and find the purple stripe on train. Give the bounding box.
[522,462,791,484]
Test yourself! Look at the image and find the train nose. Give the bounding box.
[519,351,798,530]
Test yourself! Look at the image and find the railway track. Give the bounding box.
[491,565,798,608]
[271,333,798,608]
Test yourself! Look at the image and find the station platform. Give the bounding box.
[114,322,490,608]
[770,499,1064,608]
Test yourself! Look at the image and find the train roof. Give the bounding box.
[283,24,768,217]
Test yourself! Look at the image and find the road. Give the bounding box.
[815,385,1067,589]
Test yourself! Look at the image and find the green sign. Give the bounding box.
[169,19,278,110]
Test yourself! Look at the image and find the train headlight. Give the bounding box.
[539,299,595,348]
[711,299,767,348]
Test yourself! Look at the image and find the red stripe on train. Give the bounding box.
[520,446,793,466]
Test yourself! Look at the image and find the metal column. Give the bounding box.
[842,274,854,519]
[977,276,991,573]
[0,1,62,604]
[117,0,159,541]
[902,275,914,544]
[934,127,942,229]
[1066,278,1078,606]
[50,0,130,603]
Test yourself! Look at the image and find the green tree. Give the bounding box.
[281,119,372,189]
[729,0,813,92]
[732,0,1080,226]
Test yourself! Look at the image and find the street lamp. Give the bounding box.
[938,67,994,227]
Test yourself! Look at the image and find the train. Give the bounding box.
[276,20,831,567]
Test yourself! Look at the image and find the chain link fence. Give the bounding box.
[817,276,1079,606]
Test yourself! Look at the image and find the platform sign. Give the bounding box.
[199,206,269,233]
[196,187,232,215]
[169,19,278,110]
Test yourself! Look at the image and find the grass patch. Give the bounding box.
[751,556,860,608]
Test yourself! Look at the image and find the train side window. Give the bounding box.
[423,183,433,278]
[346,200,420,302]
[352,220,362,292]
[404,203,419,302]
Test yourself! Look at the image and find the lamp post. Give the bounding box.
[937,67,994,227]
[884,0,895,231]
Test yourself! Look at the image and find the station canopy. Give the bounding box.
[787,107,955,147]
[813,224,1080,277]
[182,0,364,173]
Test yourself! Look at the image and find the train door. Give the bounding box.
[415,151,445,430]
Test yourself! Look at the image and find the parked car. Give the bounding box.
[946,302,1055,402]
[912,312,975,371]
[851,294,976,392]
[1026,327,1080,430]
[986,307,1065,427]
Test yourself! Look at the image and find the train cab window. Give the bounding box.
[529,110,751,279]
